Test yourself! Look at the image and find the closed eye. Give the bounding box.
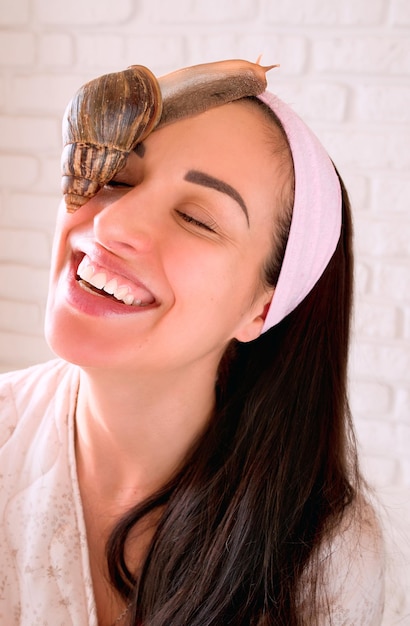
[176,210,217,233]
[104,180,133,190]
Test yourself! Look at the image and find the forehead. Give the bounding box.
[148,99,283,154]
[141,101,289,200]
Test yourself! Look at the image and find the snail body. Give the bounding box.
[157,59,277,128]
[61,59,275,212]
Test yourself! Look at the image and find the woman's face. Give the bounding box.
[46,100,288,376]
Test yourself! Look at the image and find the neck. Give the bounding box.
[75,365,216,508]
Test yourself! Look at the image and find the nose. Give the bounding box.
[93,187,156,258]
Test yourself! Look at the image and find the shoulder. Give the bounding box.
[300,495,385,625]
[0,358,70,394]
[0,359,78,446]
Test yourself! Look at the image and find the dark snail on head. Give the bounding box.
[60,59,276,212]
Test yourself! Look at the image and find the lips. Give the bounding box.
[75,254,156,308]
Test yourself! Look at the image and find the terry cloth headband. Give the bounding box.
[257,91,342,333]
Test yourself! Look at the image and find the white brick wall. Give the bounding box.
[0,0,409,622]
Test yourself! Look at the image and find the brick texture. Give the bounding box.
[0,33,35,66]
[34,0,135,24]
[0,1,409,622]
[312,36,410,75]
[0,0,30,25]
[265,0,385,25]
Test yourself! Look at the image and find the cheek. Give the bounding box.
[169,247,260,330]
[166,242,237,302]
[49,204,75,269]
[44,291,72,362]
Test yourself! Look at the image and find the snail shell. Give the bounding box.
[61,59,276,212]
[61,65,162,212]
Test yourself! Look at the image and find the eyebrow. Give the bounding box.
[184,170,250,227]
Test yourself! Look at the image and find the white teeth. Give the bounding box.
[80,264,94,282]
[90,272,107,290]
[122,293,134,305]
[103,278,117,295]
[77,258,149,306]
[114,286,129,300]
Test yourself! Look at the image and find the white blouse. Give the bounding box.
[0,359,385,625]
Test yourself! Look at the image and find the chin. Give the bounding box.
[45,304,109,369]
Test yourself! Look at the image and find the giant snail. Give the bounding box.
[61,60,277,212]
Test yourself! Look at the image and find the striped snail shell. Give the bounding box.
[61,65,162,212]
[61,60,276,212]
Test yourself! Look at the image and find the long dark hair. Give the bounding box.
[106,99,357,625]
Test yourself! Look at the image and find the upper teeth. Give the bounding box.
[77,259,143,306]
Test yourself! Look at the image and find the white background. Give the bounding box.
[0,0,409,622]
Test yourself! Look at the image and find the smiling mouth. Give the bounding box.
[76,256,156,307]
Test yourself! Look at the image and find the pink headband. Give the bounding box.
[257,91,342,333]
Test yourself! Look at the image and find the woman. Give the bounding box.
[0,61,384,625]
